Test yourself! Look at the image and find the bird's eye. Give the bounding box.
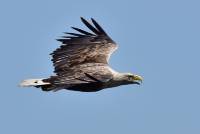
[128,76,133,81]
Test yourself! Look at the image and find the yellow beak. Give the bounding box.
[133,75,143,84]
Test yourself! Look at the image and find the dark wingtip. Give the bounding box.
[71,26,94,36]
[64,32,85,37]
[56,39,64,42]
[91,18,107,35]
[80,16,85,21]
[91,18,96,22]
[80,17,101,35]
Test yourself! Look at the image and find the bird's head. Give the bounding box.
[121,73,143,85]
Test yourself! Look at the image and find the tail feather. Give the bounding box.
[19,78,59,91]
[19,79,50,87]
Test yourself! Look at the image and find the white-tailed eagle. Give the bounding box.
[20,17,143,92]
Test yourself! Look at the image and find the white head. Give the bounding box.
[114,73,143,85]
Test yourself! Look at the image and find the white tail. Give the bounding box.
[19,79,50,87]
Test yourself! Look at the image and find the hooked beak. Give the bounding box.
[133,75,143,85]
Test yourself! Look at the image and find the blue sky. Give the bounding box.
[0,0,200,134]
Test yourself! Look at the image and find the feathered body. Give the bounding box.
[20,17,142,92]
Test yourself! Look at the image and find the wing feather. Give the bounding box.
[52,18,118,75]
[71,27,94,36]
[45,63,113,85]
[80,17,101,35]
[91,18,107,35]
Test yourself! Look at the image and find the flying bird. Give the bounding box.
[20,17,143,92]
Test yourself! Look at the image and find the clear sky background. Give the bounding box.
[0,0,199,134]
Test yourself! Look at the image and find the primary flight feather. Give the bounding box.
[20,17,143,92]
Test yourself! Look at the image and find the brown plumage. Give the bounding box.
[20,17,143,92]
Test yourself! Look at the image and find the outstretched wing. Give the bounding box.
[47,63,114,85]
[51,17,118,75]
